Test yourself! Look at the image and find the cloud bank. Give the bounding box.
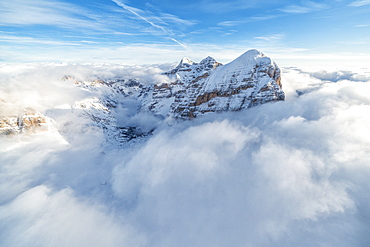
[1,64,370,247]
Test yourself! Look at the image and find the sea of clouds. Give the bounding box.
[1,62,370,247]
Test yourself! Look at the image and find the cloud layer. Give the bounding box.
[1,64,370,246]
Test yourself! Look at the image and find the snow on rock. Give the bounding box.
[2,49,284,143]
[60,49,284,143]
[0,108,50,135]
[168,49,284,119]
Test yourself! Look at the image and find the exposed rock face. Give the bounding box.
[0,108,48,135]
[149,49,284,119]
[0,116,19,135]
[144,55,223,117]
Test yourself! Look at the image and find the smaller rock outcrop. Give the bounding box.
[0,108,48,135]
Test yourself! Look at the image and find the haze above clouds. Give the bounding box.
[1,63,370,246]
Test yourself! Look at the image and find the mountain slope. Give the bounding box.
[168,49,284,119]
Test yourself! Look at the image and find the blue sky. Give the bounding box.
[1,0,370,65]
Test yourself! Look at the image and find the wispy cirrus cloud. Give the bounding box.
[218,15,281,27]
[254,34,286,42]
[194,0,279,13]
[279,1,329,14]
[0,0,109,32]
[111,0,192,49]
[157,13,197,29]
[112,1,168,34]
[0,35,82,46]
[348,0,370,6]
[0,0,195,46]
[355,24,369,27]
[217,1,328,28]
[218,21,245,27]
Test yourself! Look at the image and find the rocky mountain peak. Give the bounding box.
[165,49,284,119]
[2,49,284,144]
[199,56,217,65]
[59,49,284,142]
[179,57,193,66]
[165,55,222,77]
[165,57,194,75]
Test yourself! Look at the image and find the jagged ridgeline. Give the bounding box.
[160,49,284,119]
[1,49,284,143]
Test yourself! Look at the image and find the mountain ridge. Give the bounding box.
[1,49,285,144]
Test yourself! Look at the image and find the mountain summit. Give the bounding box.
[164,49,284,119]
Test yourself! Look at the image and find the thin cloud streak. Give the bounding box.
[0,0,195,47]
[169,38,189,49]
[0,35,83,46]
[112,0,168,34]
[0,0,109,32]
[111,0,189,49]
[279,1,329,14]
[254,34,286,42]
[218,14,282,27]
[349,0,370,6]
[194,0,278,13]
[158,13,197,28]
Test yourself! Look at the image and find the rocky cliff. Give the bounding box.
[168,49,283,119]
[139,49,284,119]
[0,108,49,135]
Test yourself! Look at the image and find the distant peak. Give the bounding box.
[178,57,193,66]
[240,49,264,58]
[163,57,194,75]
[200,56,217,64]
[228,49,267,66]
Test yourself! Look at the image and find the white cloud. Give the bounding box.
[195,0,277,13]
[3,38,370,68]
[279,5,313,13]
[0,0,108,31]
[0,186,144,247]
[279,1,328,14]
[0,35,82,46]
[159,13,197,27]
[0,0,195,50]
[217,20,244,27]
[111,0,193,47]
[218,15,281,27]
[112,0,168,34]
[1,63,370,246]
[254,34,285,42]
[349,0,370,6]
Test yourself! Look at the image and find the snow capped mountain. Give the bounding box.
[168,49,284,119]
[0,49,284,144]
[70,49,284,143]
[0,49,283,145]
